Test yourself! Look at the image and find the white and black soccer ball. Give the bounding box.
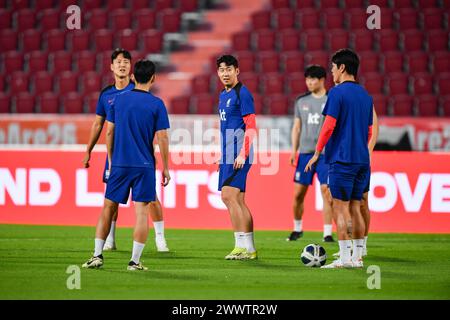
[300,244,327,267]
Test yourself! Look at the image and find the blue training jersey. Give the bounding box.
[106,89,170,169]
[322,81,373,165]
[218,83,255,165]
[95,82,135,118]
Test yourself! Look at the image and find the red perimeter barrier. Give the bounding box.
[0,150,449,233]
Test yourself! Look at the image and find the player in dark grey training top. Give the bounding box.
[287,65,334,242]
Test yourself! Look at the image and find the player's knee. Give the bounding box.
[221,191,237,206]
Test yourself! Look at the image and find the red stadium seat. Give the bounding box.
[134,9,157,31]
[351,29,374,51]
[381,51,404,73]
[14,92,35,113]
[415,95,439,117]
[9,71,29,95]
[257,51,280,73]
[99,51,113,73]
[0,9,12,29]
[401,30,425,51]
[21,29,41,52]
[281,51,304,73]
[177,0,200,12]
[286,72,307,95]
[319,0,340,8]
[83,0,103,10]
[94,29,114,52]
[417,0,440,8]
[265,94,289,115]
[261,73,285,94]
[421,9,446,30]
[81,71,102,95]
[390,94,414,116]
[111,9,132,30]
[0,92,11,113]
[273,8,295,30]
[386,72,409,95]
[157,9,181,32]
[15,9,36,32]
[37,92,59,113]
[63,92,84,113]
[377,30,400,51]
[292,0,315,9]
[170,95,190,114]
[360,73,384,94]
[0,76,3,92]
[68,30,90,51]
[191,74,211,94]
[86,8,108,30]
[51,50,72,72]
[26,51,48,72]
[85,92,99,113]
[342,0,365,8]
[395,9,420,29]
[57,71,79,94]
[441,95,450,117]
[411,72,434,95]
[427,30,449,51]
[436,73,450,95]
[35,0,54,10]
[298,9,320,29]
[0,29,18,52]
[271,0,290,9]
[11,0,30,10]
[253,29,276,51]
[251,10,271,30]
[406,51,429,73]
[321,9,345,29]
[304,51,329,69]
[75,51,96,72]
[302,29,325,50]
[116,29,138,51]
[432,51,450,72]
[345,8,367,29]
[3,51,24,73]
[140,29,163,53]
[32,71,54,93]
[240,73,261,95]
[154,0,174,11]
[38,8,60,30]
[45,29,66,51]
[372,94,388,116]
[277,29,300,51]
[327,29,350,51]
[106,0,127,10]
[190,94,215,114]
[232,31,251,51]
[234,51,255,72]
[391,0,415,8]
[252,94,263,114]
[358,51,380,73]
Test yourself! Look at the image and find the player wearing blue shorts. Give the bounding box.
[216,55,258,260]
[305,49,373,268]
[82,49,169,253]
[83,60,171,271]
[287,65,334,243]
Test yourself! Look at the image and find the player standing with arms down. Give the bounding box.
[83,60,171,270]
[305,49,373,268]
[287,65,334,243]
[216,55,258,260]
[82,49,169,252]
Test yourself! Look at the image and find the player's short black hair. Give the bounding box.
[216,55,239,69]
[304,65,326,79]
[133,60,156,84]
[111,48,131,63]
[331,48,359,77]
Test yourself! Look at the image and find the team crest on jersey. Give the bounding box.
[226,98,231,108]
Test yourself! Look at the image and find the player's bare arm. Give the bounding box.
[83,115,106,168]
[156,129,171,187]
[290,118,301,167]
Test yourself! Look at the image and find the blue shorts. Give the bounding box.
[218,164,251,192]
[294,153,329,185]
[328,162,370,201]
[364,166,371,194]
[105,166,156,204]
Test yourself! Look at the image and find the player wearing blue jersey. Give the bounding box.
[83,60,171,271]
[82,49,169,253]
[216,55,258,260]
[305,49,373,269]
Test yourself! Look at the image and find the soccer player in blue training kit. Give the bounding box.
[305,49,373,269]
[216,55,258,260]
[82,48,169,253]
[82,60,171,271]
[287,65,334,243]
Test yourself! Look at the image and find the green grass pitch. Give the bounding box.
[0,224,449,300]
